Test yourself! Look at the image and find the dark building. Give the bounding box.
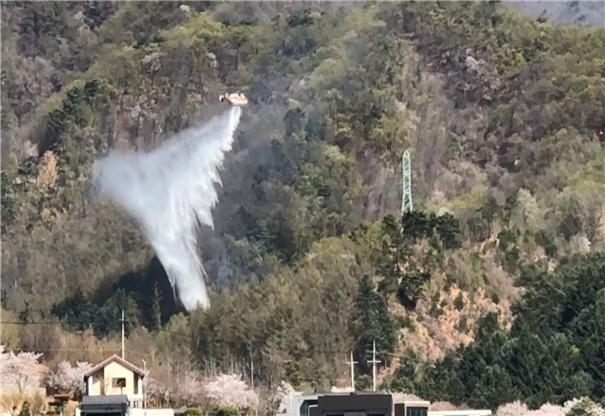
[315,393,392,416]
[284,393,428,416]
[395,401,428,416]
[80,395,129,416]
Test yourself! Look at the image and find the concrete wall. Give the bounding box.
[89,369,103,395]
[129,408,174,416]
[77,406,172,416]
[77,408,173,416]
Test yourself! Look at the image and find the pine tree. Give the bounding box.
[152,282,162,330]
[470,365,517,409]
[355,276,396,374]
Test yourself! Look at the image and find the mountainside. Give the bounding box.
[1,1,605,413]
[510,1,605,27]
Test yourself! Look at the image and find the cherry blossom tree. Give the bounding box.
[330,386,354,393]
[270,381,302,415]
[496,399,605,416]
[202,374,259,413]
[564,398,605,416]
[496,401,529,416]
[47,361,92,398]
[532,404,566,416]
[145,376,171,407]
[146,367,204,408]
[0,345,44,396]
[179,371,205,407]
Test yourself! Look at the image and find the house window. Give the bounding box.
[112,378,126,388]
[406,408,427,416]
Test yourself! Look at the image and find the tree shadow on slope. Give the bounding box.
[51,256,183,337]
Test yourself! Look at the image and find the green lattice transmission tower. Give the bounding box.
[401,150,413,216]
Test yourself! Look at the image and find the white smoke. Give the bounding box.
[91,106,243,311]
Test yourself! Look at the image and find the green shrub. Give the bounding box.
[215,406,239,416]
[185,408,203,416]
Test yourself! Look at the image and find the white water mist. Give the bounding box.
[91,106,242,311]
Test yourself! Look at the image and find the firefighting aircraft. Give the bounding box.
[219,93,248,106]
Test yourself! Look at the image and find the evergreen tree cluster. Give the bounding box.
[374,212,461,308]
[405,253,605,409]
[355,276,396,374]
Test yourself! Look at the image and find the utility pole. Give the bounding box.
[248,344,255,390]
[120,309,126,359]
[251,357,254,390]
[401,150,413,216]
[346,351,358,391]
[142,359,147,409]
[367,340,381,392]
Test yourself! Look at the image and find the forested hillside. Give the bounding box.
[511,1,605,27]
[1,1,604,413]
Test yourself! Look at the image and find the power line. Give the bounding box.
[4,348,122,352]
[1,321,402,356]
[120,309,126,359]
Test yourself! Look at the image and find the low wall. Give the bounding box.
[428,410,492,416]
[76,407,174,416]
[129,408,175,416]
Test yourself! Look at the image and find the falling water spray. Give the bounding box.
[91,106,242,311]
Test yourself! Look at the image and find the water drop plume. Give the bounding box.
[91,107,243,311]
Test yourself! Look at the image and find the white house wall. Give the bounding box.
[103,361,138,395]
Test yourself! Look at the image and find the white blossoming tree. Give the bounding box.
[202,374,259,413]
[0,345,44,396]
[146,367,205,408]
[47,361,92,398]
[145,376,171,408]
[496,398,605,416]
[272,381,302,415]
[179,371,205,407]
[564,398,605,416]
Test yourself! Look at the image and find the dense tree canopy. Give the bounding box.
[1,1,604,412]
[409,253,605,409]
